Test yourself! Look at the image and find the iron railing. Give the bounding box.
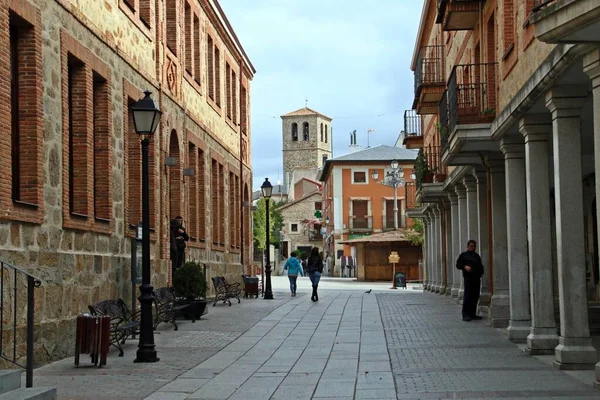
[439,91,449,151]
[414,46,445,97]
[309,231,323,241]
[404,110,421,136]
[382,215,407,230]
[348,216,372,231]
[447,63,497,134]
[0,261,42,388]
[533,0,556,12]
[424,144,447,180]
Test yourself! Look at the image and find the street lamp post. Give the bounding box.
[261,178,274,300]
[131,90,162,363]
[372,160,405,230]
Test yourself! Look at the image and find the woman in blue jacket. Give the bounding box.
[284,251,304,296]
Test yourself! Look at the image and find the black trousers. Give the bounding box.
[462,276,481,317]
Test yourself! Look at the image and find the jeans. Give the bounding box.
[309,271,321,286]
[288,275,298,294]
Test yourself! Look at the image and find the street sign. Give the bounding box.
[389,251,400,264]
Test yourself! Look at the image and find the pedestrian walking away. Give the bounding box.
[307,247,323,302]
[456,240,484,321]
[283,251,303,296]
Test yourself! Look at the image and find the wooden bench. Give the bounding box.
[153,287,192,331]
[88,299,140,357]
[211,276,241,306]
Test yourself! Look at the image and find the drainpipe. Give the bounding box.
[480,153,493,294]
[239,57,245,271]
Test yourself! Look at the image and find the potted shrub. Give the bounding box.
[173,261,208,320]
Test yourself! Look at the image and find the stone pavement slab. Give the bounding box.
[378,292,600,399]
[23,278,600,399]
[27,291,297,400]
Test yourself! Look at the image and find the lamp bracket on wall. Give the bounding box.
[164,156,177,166]
[183,168,195,177]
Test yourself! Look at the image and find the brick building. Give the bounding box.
[406,0,600,385]
[319,145,419,279]
[0,0,254,363]
[278,178,323,262]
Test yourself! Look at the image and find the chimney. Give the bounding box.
[349,130,360,153]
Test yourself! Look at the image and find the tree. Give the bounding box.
[252,198,284,250]
[406,217,424,246]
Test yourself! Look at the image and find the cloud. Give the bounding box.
[218,0,423,189]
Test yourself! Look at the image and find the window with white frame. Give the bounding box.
[352,169,368,184]
[290,223,298,232]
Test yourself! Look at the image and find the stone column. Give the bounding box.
[501,135,531,342]
[546,87,597,369]
[473,167,490,309]
[424,212,430,291]
[448,192,460,299]
[426,211,434,292]
[455,184,467,301]
[443,199,453,296]
[583,50,600,383]
[431,206,440,293]
[435,204,446,294]
[464,174,478,246]
[489,157,510,328]
[520,115,559,354]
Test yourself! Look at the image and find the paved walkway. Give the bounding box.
[28,278,600,399]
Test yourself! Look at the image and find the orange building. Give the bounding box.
[318,145,421,280]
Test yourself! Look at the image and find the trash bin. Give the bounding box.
[395,272,407,289]
[242,275,259,298]
[75,314,110,367]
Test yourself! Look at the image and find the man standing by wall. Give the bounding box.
[456,240,484,321]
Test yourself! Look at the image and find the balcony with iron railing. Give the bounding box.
[382,215,407,231]
[415,145,447,191]
[533,0,556,11]
[348,215,373,232]
[439,63,500,166]
[413,45,445,115]
[403,110,423,149]
[437,0,484,31]
[439,90,449,152]
[309,231,324,241]
[446,63,497,134]
[530,0,600,44]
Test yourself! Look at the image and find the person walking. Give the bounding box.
[456,240,484,321]
[307,247,323,302]
[283,251,303,296]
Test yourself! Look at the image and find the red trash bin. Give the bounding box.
[74,315,110,367]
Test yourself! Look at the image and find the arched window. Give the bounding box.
[320,123,324,142]
[303,122,309,141]
[291,123,298,141]
[325,125,328,143]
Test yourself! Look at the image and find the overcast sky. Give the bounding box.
[218,0,423,190]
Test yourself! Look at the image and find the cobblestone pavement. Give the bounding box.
[26,279,600,399]
[29,290,298,400]
[378,291,600,399]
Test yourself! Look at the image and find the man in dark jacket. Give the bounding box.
[170,217,189,273]
[456,240,484,321]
